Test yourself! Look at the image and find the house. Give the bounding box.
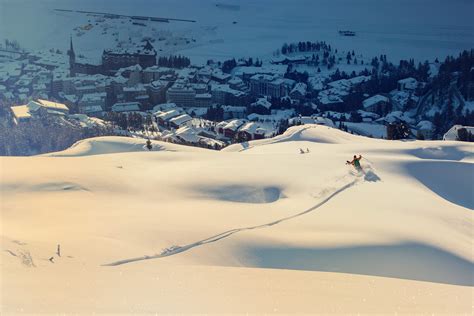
[169,114,192,129]
[78,92,106,113]
[251,97,272,110]
[34,99,69,114]
[10,105,32,124]
[10,99,69,124]
[362,94,390,112]
[416,120,434,139]
[211,70,231,84]
[221,119,247,139]
[112,102,141,112]
[81,105,104,116]
[443,125,474,141]
[397,77,418,91]
[236,122,276,141]
[155,109,183,126]
[289,83,307,100]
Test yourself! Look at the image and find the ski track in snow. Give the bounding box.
[103,175,365,267]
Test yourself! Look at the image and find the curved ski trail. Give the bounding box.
[103,173,368,267]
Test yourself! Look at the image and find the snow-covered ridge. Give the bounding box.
[44,136,206,157]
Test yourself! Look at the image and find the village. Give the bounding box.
[1,32,473,153]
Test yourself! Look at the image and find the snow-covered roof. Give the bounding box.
[81,92,106,102]
[170,114,192,126]
[443,125,474,141]
[398,77,418,90]
[152,103,179,113]
[112,102,141,112]
[155,109,182,120]
[252,97,272,109]
[362,95,389,109]
[238,122,276,136]
[36,99,69,112]
[417,120,434,131]
[10,105,32,120]
[81,105,104,114]
[290,82,307,96]
[224,119,247,131]
[211,84,245,96]
[377,111,415,124]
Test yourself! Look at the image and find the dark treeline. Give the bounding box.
[158,55,191,69]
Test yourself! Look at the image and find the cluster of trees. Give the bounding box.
[2,39,22,52]
[284,67,309,83]
[431,104,474,139]
[205,106,224,121]
[457,127,474,142]
[427,50,474,138]
[386,122,412,140]
[104,112,154,131]
[0,116,113,156]
[281,41,331,55]
[435,50,473,100]
[222,58,237,73]
[157,55,191,68]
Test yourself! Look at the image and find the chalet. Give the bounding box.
[251,97,272,110]
[416,120,434,139]
[362,94,390,112]
[289,83,307,101]
[169,114,192,129]
[222,119,247,138]
[236,122,275,141]
[211,70,231,84]
[155,109,183,126]
[397,77,418,91]
[10,99,69,124]
[443,125,474,141]
[215,121,229,135]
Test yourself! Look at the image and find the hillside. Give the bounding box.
[1,125,473,314]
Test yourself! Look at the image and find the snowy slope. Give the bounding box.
[45,136,207,157]
[1,125,473,314]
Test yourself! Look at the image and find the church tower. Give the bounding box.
[67,37,76,77]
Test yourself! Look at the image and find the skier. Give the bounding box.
[347,154,363,171]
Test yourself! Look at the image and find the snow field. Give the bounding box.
[1,125,473,313]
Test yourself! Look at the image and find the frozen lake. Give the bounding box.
[1,0,472,64]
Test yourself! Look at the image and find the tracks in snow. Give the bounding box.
[103,177,361,267]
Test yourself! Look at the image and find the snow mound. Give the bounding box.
[198,185,282,204]
[224,125,375,152]
[1,181,88,193]
[409,145,473,161]
[405,161,474,209]
[242,242,474,286]
[45,136,205,157]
